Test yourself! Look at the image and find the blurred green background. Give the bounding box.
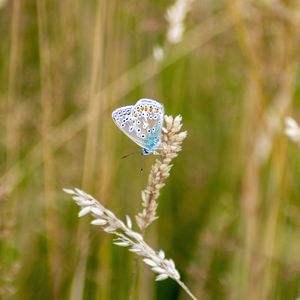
[1,0,300,299]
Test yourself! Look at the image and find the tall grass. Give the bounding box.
[1,1,300,299]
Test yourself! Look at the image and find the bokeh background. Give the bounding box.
[1,0,300,299]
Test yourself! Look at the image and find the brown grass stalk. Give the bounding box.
[136,115,187,233]
[64,188,198,300]
[70,1,106,299]
[37,0,60,298]
[129,115,186,300]
[227,2,300,299]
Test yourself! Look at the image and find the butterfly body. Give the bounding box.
[112,99,164,155]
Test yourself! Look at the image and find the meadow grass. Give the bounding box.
[1,1,300,299]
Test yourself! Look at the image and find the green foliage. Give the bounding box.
[1,0,300,299]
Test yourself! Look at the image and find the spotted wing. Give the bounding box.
[112,105,146,148]
[130,99,164,151]
[112,99,164,151]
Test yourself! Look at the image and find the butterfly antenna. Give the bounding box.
[140,152,144,172]
[121,150,141,159]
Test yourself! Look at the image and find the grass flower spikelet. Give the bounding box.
[166,0,194,44]
[63,188,181,282]
[136,115,187,232]
[285,116,300,145]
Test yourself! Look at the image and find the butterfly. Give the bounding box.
[112,98,164,155]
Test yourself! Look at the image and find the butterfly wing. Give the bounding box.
[112,99,164,152]
[131,99,164,151]
[112,105,147,149]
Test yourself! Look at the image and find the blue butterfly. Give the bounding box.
[112,99,164,155]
